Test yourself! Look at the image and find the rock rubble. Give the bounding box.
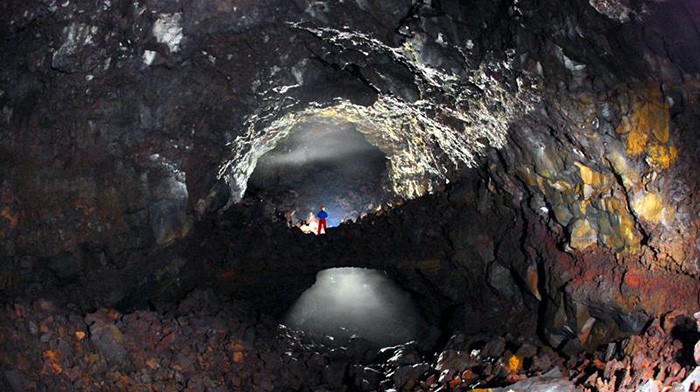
[2,290,700,391]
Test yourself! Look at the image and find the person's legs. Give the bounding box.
[317,218,327,235]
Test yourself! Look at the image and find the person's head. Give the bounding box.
[320,205,325,210]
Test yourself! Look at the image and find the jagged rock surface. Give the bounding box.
[1,0,700,390]
[1,290,699,391]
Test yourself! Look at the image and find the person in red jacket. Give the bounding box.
[317,205,328,235]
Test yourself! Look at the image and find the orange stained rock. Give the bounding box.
[619,212,639,252]
[449,375,461,388]
[43,349,59,362]
[74,331,86,341]
[118,374,131,387]
[535,176,547,195]
[618,89,678,170]
[42,350,63,375]
[592,358,606,370]
[526,265,542,300]
[575,162,605,187]
[507,354,522,374]
[146,358,159,369]
[570,218,597,250]
[229,340,246,362]
[624,116,651,156]
[596,197,640,252]
[47,361,63,375]
[578,317,596,346]
[0,207,18,229]
[461,369,477,382]
[632,192,664,223]
[551,179,575,191]
[623,269,646,288]
[107,309,121,320]
[518,166,538,187]
[647,143,678,170]
[656,240,686,269]
[652,120,670,143]
[621,99,670,156]
[171,363,184,372]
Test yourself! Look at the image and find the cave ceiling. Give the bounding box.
[0,0,698,343]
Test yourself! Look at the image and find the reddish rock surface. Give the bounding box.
[2,291,699,391]
[1,0,699,390]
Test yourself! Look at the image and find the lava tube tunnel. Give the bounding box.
[1,0,700,391]
[243,119,389,233]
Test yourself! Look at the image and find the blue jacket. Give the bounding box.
[317,210,328,219]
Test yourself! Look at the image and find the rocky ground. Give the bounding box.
[1,175,698,391]
[1,0,699,390]
[1,289,699,391]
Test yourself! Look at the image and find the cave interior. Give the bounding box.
[1,0,700,391]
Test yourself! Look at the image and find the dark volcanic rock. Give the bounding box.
[0,0,699,390]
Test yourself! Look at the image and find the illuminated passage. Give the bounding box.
[244,120,388,228]
[283,268,427,346]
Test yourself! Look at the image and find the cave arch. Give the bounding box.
[215,96,515,214]
[243,118,389,228]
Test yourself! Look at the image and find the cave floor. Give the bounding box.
[1,195,700,391]
[1,288,699,391]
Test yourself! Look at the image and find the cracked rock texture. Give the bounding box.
[1,0,700,390]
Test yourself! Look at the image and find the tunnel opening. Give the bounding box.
[216,92,516,217]
[283,268,429,348]
[243,120,389,232]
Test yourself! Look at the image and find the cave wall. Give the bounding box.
[0,0,382,262]
[485,0,700,349]
[1,0,699,348]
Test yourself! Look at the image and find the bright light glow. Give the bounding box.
[246,122,387,229]
[216,21,539,212]
[283,268,426,346]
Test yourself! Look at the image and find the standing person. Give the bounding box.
[317,205,328,235]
